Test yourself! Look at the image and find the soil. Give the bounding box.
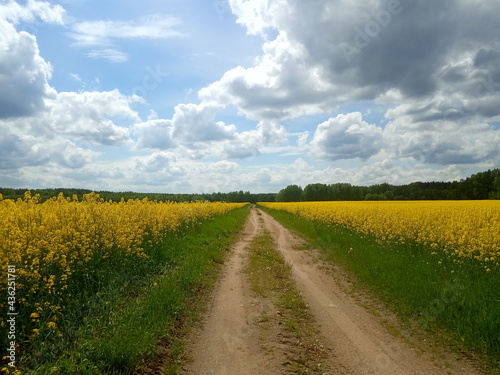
[180,208,485,375]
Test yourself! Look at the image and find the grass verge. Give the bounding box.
[258,205,500,373]
[26,205,250,375]
[246,228,327,373]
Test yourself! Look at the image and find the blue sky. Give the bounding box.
[1,0,499,193]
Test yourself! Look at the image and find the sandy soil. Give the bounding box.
[180,207,279,375]
[181,208,484,375]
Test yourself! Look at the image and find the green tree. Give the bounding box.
[276,185,303,202]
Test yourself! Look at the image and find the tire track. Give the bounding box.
[181,208,271,375]
[182,208,483,375]
[259,208,483,375]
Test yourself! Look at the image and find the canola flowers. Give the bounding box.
[0,192,245,352]
[260,201,500,269]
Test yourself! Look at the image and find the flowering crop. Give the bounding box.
[260,201,500,270]
[0,191,245,357]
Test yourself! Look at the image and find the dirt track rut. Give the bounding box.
[182,208,483,375]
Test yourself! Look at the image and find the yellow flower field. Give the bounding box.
[0,192,245,340]
[260,201,500,269]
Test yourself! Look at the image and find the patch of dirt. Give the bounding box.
[180,208,486,375]
[180,208,282,375]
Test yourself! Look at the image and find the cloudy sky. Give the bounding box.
[1,0,499,193]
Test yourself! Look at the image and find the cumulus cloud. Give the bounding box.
[0,131,99,170]
[201,0,500,172]
[223,134,261,159]
[210,160,240,174]
[0,4,141,174]
[0,18,55,118]
[131,152,186,186]
[52,140,99,169]
[3,0,500,192]
[201,0,500,126]
[0,133,47,170]
[172,102,236,143]
[383,116,500,166]
[37,90,139,146]
[199,33,334,121]
[0,0,65,25]
[0,89,140,171]
[135,152,179,173]
[311,113,384,161]
[134,119,176,150]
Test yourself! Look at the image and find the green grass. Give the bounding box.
[259,205,500,371]
[246,230,325,373]
[24,206,250,375]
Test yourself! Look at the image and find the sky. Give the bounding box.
[0,0,499,194]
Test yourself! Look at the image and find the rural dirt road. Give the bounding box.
[181,207,483,375]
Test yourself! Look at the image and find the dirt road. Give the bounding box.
[181,208,482,375]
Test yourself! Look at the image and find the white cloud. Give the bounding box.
[49,139,100,169]
[69,73,82,83]
[135,151,179,173]
[0,89,140,172]
[223,134,261,159]
[134,119,176,150]
[0,132,48,170]
[70,15,182,47]
[0,0,65,25]
[311,112,384,161]
[41,90,139,146]
[297,132,309,147]
[199,33,335,121]
[130,152,186,186]
[210,160,240,174]
[0,18,55,118]
[228,0,284,37]
[172,102,236,143]
[201,0,500,129]
[3,0,500,193]
[0,130,99,170]
[70,14,183,62]
[85,49,129,63]
[383,116,500,166]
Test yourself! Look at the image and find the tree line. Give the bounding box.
[276,168,500,202]
[0,188,275,204]
[1,168,499,203]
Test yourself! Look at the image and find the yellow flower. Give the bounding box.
[0,192,246,346]
[261,200,500,269]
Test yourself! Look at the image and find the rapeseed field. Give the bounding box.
[260,201,500,270]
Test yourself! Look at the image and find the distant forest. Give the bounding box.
[276,168,500,202]
[0,187,275,204]
[0,168,499,203]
